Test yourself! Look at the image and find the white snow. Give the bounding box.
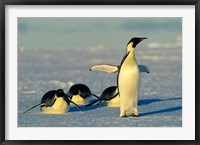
[18,46,182,127]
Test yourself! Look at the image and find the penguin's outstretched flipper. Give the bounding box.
[90,64,150,74]
[64,95,83,112]
[23,103,46,114]
[90,93,100,99]
[70,100,83,112]
[89,64,119,73]
[79,92,100,99]
[85,99,100,106]
[139,65,150,74]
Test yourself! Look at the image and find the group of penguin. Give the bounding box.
[24,37,149,118]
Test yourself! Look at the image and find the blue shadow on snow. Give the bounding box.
[140,106,182,117]
[138,97,182,106]
[69,104,104,112]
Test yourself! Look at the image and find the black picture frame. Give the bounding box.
[0,0,199,145]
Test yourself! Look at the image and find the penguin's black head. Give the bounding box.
[56,89,65,97]
[70,88,79,95]
[127,37,147,48]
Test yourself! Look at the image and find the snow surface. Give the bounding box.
[18,46,182,127]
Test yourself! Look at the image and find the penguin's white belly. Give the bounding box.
[98,95,120,107]
[118,64,139,116]
[72,95,92,105]
[106,95,120,107]
[41,98,69,114]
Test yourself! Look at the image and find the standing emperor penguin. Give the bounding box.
[118,37,147,117]
[89,37,148,117]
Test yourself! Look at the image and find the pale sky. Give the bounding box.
[18,17,182,50]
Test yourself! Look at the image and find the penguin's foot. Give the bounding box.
[120,115,128,118]
[132,114,139,118]
[120,110,128,118]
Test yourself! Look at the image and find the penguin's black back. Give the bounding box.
[40,90,57,107]
[68,84,91,99]
[100,86,118,101]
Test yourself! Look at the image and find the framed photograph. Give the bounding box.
[1,0,199,144]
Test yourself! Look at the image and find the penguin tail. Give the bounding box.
[23,103,46,114]
[89,64,119,73]
[85,99,100,106]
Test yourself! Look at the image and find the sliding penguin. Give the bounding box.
[23,89,82,114]
[85,86,119,107]
[89,37,147,117]
[66,84,99,105]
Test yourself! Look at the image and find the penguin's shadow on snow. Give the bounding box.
[69,104,103,112]
[138,97,182,117]
[69,97,182,115]
[138,97,182,106]
[140,106,182,117]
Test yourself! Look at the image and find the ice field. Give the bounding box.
[18,46,182,127]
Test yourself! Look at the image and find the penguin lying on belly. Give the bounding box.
[23,89,82,114]
[66,84,99,105]
[86,65,149,107]
[85,86,119,107]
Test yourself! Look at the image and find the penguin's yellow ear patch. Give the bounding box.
[127,42,134,51]
[129,42,134,46]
